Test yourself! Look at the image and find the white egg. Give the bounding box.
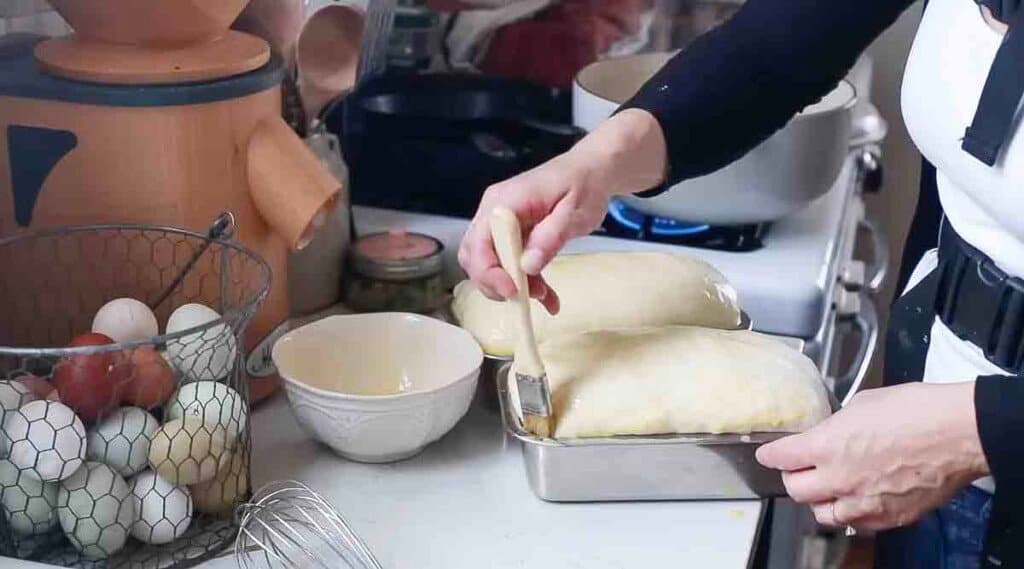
[0,458,59,535]
[57,462,134,560]
[165,382,247,441]
[128,470,193,544]
[86,407,159,478]
[165,304,238,382]
[0,380,38,428]
[91,298,159,344]
[5,400,86,482]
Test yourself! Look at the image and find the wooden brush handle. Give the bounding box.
[490,207,546,377]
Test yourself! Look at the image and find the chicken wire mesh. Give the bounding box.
[0,219,271,568]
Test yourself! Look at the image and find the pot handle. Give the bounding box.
[856,145,884,194]
[858,215,890,295]
[833,290,879,407]
[472,121,587,162]
[471,133,520,161]
[519,119,587,139]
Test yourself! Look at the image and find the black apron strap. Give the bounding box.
[884,266,943,384]
[962,2,1024,165]
[894,159,944,296]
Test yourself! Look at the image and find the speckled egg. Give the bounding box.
[57,462,135,560]
[166,382,247,441]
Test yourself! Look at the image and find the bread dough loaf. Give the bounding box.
[511,326,831,438]
[452,252,742,356]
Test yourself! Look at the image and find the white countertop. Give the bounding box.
[3,394,765,568]
[233,395,765,568]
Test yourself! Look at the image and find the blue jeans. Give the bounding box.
[874,485,993,569]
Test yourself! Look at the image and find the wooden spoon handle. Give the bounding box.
[490,207,546,377]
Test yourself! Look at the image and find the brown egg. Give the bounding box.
[110,347,176,410]
[15,375,55,399]
[190,450,249,515]
[52,333,120,423]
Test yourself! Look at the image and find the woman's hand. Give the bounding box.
[756,382,989,531]
[458,109,667,313]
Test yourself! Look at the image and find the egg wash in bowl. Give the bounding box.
[273,313,483,397]
[272,313,484,462]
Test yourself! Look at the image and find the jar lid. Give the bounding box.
[351,230,444,280]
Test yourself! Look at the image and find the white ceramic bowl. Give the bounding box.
[272,313,483,463]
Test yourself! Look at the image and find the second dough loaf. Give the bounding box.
[452,252,743,356]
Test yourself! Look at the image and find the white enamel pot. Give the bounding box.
[573,52,857,224]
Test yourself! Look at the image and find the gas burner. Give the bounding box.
[598,199,769,252]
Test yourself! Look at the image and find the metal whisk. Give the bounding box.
[234,481,382,569]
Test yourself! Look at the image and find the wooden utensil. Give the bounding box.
[489,206,553,438]
[296,4,365,122]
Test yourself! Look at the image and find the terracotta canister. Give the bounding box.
[0,42,341,353]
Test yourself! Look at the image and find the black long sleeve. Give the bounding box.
[976,377,1024,498]
[975,376,1024,567]
[622,0,917,188]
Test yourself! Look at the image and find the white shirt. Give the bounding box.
[901,0,1024,492]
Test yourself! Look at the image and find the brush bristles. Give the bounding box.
[524,414,553,438]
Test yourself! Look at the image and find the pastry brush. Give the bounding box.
[490,206,554,438]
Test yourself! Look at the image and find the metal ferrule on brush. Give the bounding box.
[515,372,552,417]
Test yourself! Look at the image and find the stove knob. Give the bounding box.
[841,260,867,292]
[835,288,862,319]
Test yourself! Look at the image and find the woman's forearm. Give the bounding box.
[566,109,669,197]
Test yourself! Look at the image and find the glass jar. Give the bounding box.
[343,230,445,313]
[387,3,440,70]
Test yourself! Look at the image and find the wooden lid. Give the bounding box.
[34,30,271,85]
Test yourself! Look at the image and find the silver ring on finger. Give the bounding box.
[831,502,857,537]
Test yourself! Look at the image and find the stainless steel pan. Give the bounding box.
[497,356,839,502]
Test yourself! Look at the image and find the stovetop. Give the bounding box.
[601,199,770,252]
[351,157,861,339]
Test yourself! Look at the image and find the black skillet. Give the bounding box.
[323,72,585,219]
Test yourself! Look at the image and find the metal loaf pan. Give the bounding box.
[497,357,821,502]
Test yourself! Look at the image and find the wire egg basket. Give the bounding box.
[0,215,271,568]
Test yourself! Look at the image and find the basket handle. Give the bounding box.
[149,213,235,312]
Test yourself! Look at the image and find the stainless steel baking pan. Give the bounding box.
[497,356,835,502]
